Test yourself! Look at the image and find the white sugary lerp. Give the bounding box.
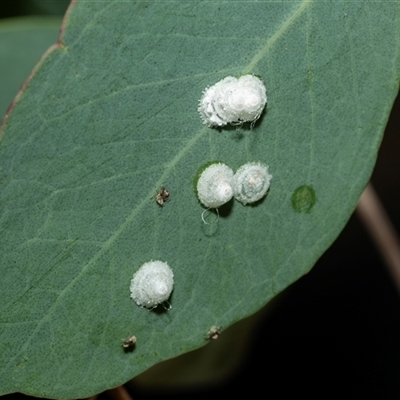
[130,260,174,309]
[197,163,234,208]
[233,162,272,205]
[198,75,267,127]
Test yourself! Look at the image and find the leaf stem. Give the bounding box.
[107,386,134,400]
[356,183,400,292]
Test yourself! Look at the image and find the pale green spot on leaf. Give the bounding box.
[291,185,316,213]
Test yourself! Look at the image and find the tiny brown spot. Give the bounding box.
[122,335,137,348]
[154,185,170,206]
[206,326,221,340]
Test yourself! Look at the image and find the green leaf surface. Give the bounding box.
[1,1,399,398]
[0,17,61,118]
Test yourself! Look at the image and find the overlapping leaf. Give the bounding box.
[0,17,61,116]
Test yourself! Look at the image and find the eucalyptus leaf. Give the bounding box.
[0,1,399,399]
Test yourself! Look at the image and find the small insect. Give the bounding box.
[198,75,267,128]
[197,163,234,208]
[122,335,137,348]
[233,162,272,205]
[154,185,170,206]
[130,260,174,309]
[206,326,221,340]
